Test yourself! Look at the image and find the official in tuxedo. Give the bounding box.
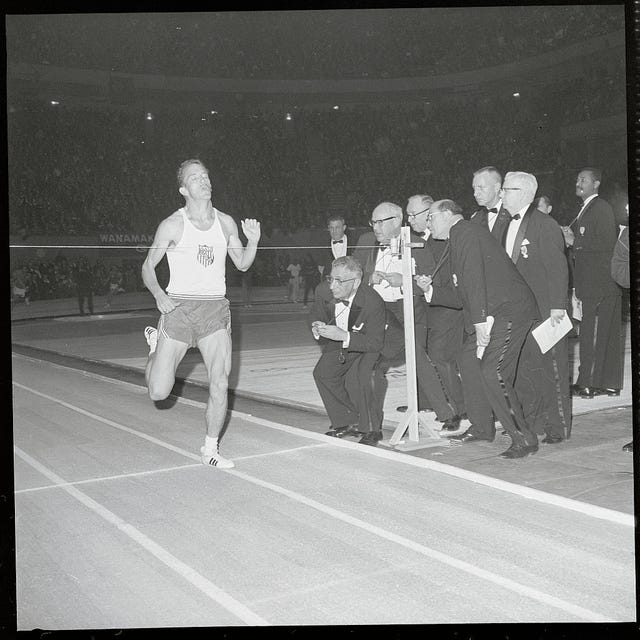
[501,172,571,443]
[564,168,623,397]
[353,202,461,431]
[311,256,386,446]
[419,199,540,458]
[406,194,466,423]
[313,214,351,312]
[469,165,511,241]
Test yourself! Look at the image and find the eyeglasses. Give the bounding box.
[500,187,521,192]
[406,207,430,219]
[325,276,357,285]
[368,216,396,227]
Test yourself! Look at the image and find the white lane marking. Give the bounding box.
[234,443,327,461]
[13,381,625,622]
[15,463,201,494]
[12,361,634,528]
[229,412,636,528]
[14,446,269,626]
[227,468,612,622]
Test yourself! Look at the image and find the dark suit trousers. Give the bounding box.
[313,349,379,432]
[516,333,571,439]
[427,319,465,416]
[377,301,456,422]
[576,294,623,390]
[458,333,495,439]
[476,318,536,445]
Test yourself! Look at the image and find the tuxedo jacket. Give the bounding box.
[506,204,569,318]
[352,229,435,325]
[469,205,511,243]
[570,196,620,299]
[430,220,539,333]
[310,282,386,355]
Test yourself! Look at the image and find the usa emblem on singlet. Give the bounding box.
[197,244,215,267]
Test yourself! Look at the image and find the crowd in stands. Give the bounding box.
[9,55,626,241]
[8,7,623,79]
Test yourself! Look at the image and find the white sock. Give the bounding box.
[203,435,218,454]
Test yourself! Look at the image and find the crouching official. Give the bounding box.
[310,256,386,446]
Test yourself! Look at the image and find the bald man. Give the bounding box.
[353,202,461,433]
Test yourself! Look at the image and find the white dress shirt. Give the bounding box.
[373,244,403,302]
[331,236,348,259]
[504,204,529,257]
[487,199,503,231]
[335,291,356,347]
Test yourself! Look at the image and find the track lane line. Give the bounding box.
[13,381,624,621]
[15,462,201,494]
[14,446,269,626]
[12,356,634,527]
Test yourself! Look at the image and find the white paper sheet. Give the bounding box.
[531,313,573,354]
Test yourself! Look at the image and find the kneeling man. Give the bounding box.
[311,256,386,446]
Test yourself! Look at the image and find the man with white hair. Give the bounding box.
[501,171,571,443]
[353,201,461,433]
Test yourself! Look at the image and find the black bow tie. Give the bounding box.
[336,299,350,306]
[486,207,498,214]
[510,213,521,220]
[332,239,344,244]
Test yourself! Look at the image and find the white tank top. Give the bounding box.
[166,208,228,299]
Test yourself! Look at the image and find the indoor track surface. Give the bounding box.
[13,352,635,628]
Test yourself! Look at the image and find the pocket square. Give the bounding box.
[521,238,530,246]
[352,322,364,331]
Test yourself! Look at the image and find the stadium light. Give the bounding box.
[146,112,153,121]
[50,100,59,106]
[285,113,293,121]
[333,105,339,110]
[512,92,521,98]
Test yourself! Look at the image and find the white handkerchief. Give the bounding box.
[531,314,573,354]
[571,290,582,321]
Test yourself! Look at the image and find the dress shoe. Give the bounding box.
[448,430,494,443]
[359,430,383,446]
[500,442,536,458]
[573,386,596,398]
[623,441,633,452]
[325,425,361,438]
[396,405,432,413]
[441,415,462,432]
[542,434,564,444]
[601,388,621,397]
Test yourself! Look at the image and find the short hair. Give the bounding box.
[504,171,538,198]
[580,167,602,184]
[327,214,346,226]
[431,199,463,217]
[473,166,503,184]
[332,255,363,279]
[408,194,434,208]
[372,201,403,220]
[177,158,207,188]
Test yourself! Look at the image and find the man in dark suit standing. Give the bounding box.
[406,193,466,424]
[501,171,571,443]
[418,199,540,458]
[310,256,386,446]
[353,202,461,432]
[564,168,623,397]
[469,166,511,241]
